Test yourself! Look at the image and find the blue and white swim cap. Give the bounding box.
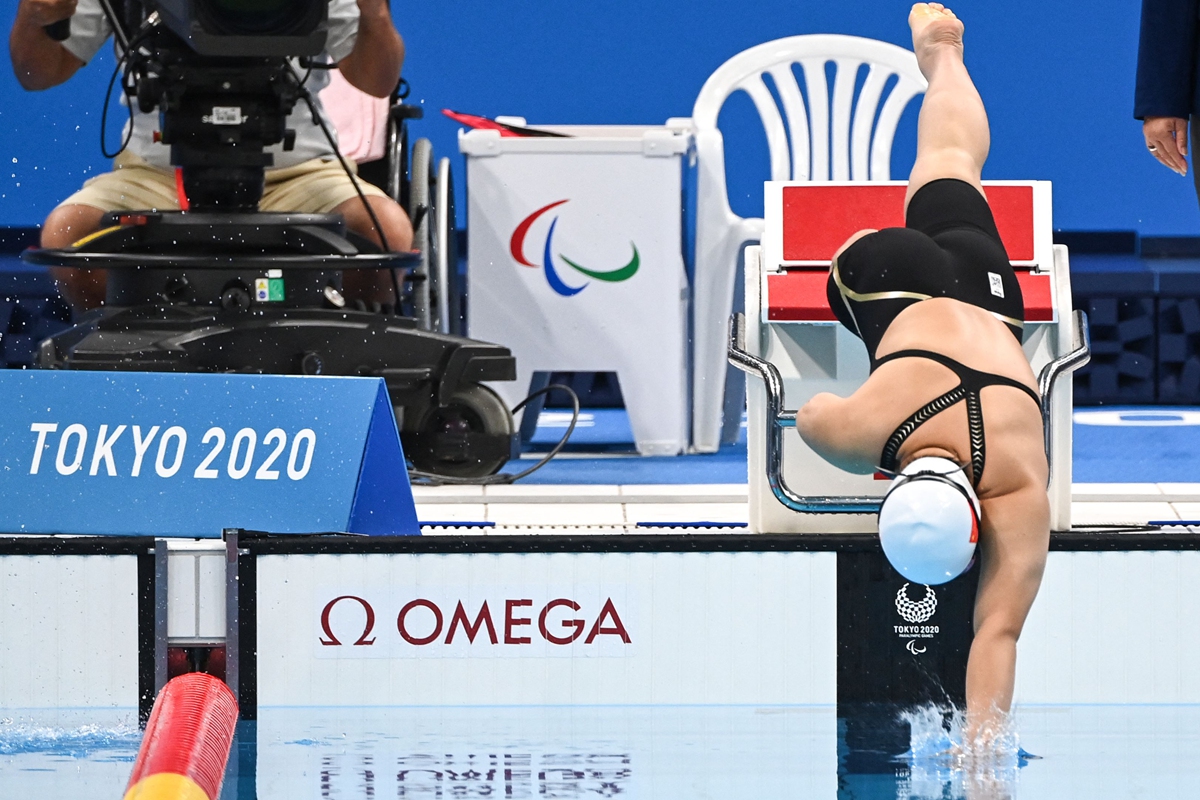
[878,456,980,585]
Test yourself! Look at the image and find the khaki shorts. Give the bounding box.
[59,151,387,214]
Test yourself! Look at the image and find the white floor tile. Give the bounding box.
[410,484,485,499]
[485,503,627,526]
[483,484,618,499]
[1167,503,1200,522]
[1157,483,1200,498]
[415,504,487,523]
[623,503,749,524]
[1072,483,1164,496]
[1071,502,1178,526]
[619,484,749,498]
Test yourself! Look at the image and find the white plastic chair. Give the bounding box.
[690,34,927,452]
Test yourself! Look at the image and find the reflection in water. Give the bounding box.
[256,706,836,799]
[5,705,1200,799]
[317,751,632,798]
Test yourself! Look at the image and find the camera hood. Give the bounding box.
[154,0,329,57]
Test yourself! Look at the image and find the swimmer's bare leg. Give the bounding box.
[905,3,989,211]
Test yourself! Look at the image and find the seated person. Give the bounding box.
[9,0,412,311]
[796,4,1047,744]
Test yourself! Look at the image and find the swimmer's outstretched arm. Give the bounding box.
[969,482,1049,735]
[905,3,990,211]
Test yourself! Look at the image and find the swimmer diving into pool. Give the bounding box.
[795,4,1048,741]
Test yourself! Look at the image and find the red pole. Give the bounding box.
[124,673,239,800]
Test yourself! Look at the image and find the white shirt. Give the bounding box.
[61,0,360,170]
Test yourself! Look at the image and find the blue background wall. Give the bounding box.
[1,0,1194,234]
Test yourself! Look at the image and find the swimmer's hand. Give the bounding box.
[795,393,878,474]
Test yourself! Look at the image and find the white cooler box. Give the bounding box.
[461,121,693,455]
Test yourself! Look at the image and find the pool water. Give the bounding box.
[6,704,1200,799]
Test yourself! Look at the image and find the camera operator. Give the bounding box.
[10,0,412,311]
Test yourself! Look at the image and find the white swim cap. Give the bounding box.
[878,456,980,586]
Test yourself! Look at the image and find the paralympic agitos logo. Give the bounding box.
[509,200,640,297]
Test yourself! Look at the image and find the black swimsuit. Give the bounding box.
[827,178,1026,362]
[875,349,1041,488]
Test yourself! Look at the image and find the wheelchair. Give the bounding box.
[357,82,462,339]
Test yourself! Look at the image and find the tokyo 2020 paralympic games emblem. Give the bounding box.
[894,583,938,624]
[509,200,640,297]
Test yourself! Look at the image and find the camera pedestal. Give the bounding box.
[24,212,520,479]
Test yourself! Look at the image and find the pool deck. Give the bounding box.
[411,481,1200,530]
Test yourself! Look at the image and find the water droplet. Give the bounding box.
[10,158,15,163]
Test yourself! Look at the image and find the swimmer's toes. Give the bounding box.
[909,3,964,60]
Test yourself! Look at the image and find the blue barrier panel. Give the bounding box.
[0,371,419,537]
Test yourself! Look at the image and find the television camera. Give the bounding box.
[27,0,520,479]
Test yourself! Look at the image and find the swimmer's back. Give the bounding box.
[797,297,1047,499]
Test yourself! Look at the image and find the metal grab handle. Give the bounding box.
[728,314,881,515]
[1037,309,1091,483]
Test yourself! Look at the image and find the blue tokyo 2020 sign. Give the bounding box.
[0,371,419,537]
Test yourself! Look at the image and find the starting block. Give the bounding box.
[734,181,1090,534]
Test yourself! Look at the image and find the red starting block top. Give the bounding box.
[765,270,1053,323]
[764,181,1055,325]
[780,184,1036,263]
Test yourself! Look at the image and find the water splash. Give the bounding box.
[897,704,1030,799]
[0,716,141,758]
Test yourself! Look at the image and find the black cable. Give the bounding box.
[407,384,581,486]
[288,64,404,307]
[100,49,134,158]
[99,22,154,159]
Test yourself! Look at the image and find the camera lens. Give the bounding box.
[196,0,322,36]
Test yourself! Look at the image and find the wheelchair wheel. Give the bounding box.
[387,109,410,208]
[403,383,514,478]
[408,137,436,331]
[436,155,461,335]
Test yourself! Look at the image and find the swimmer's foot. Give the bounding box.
[909,3,964,78]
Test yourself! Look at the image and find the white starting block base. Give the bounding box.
[745,180,1078,533]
